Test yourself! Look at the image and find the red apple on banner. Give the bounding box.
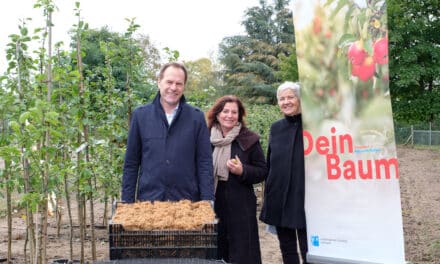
[348,41,368,65]
[351,56,376,82]
[313,16,322,34]
[373,37,388,65]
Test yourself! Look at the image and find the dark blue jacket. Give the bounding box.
[121,92,214,202]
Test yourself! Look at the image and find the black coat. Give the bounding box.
[214,127,267,264]
[259,114,306,229]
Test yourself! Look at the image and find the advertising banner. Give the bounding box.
[292,0,406,263]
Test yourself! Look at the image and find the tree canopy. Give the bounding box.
[218,0,296,104]
[387,0,440,123]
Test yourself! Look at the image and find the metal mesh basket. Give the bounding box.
[108,222,218,260]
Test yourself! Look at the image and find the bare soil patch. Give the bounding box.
[1,145,439,263]
[398,146,440,264]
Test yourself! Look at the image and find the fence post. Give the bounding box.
[411,125,414,145]
[429,122,432,146]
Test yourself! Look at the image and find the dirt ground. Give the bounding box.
[1,145,439,264]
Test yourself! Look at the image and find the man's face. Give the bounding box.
[158,66,185,109]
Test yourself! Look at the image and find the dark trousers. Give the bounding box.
[276,226,308,264]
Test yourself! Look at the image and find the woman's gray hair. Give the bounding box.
[277,81,301,99]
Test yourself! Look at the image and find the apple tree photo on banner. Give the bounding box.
[292,0,406,263]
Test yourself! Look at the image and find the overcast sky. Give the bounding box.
[1,0,260,71]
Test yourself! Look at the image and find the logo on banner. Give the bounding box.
[311,235,320,247]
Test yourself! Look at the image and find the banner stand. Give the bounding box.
[308,254,382,264]
[292,1,406,263]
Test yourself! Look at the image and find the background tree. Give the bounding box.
[218,0,295,104]
[276,47,298,82]
[388,0,440,124]
[75,25,159,123]
[184,58,222,110]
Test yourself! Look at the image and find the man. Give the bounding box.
[121,62,214,202]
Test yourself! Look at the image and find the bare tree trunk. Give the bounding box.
[5,163,12,264]
[85,129,97,260]
[63,151,74,260]
[38,175,47,264]
[76,131,86,264]
[34,212,39,264]
[103,199,109,226]
[23,158,36,264]
[40,156,49,264]
[88,189,97,260]
[55,192,62,237]
[76,184,86,264]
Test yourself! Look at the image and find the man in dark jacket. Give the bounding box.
[121,62,214,202]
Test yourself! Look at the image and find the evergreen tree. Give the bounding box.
[218,0,295,103]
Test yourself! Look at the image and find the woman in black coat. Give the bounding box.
[260,82,309,264]
[207,95,267,264]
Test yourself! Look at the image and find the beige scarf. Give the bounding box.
[211,123,242,188]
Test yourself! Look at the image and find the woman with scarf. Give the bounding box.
[206,95,267,264]
[260,81,309,264]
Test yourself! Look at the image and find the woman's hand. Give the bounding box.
[227,155,243,176]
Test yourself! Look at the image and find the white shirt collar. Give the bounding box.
[165,103,179,125]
